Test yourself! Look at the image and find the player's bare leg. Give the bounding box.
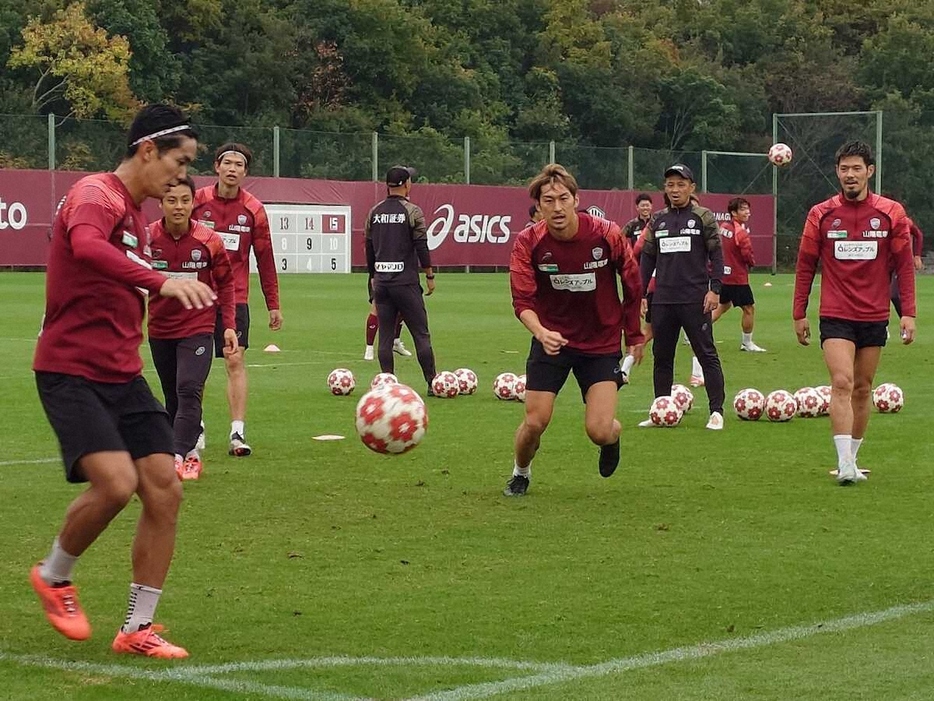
[32,452,138,641]
[739,304,766,351]
[131,454,183,587]
[850,345,882,470]
[224,348,251,456]
[584,380,622,477]
[506,390,555,496]
[823,339,865,484]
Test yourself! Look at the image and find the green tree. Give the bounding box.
[7,2,139,121]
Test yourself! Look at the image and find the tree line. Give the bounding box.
[1,0,933,240]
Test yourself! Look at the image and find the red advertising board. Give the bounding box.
[0,170,776,268]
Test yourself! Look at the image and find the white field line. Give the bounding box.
[1,600,932,701]
[0,457,59,467]
[404,599,934,701]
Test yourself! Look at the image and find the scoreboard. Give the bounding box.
[261,203,352,274]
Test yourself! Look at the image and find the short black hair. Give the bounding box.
[215,142,253,169]
[528,204,538,218]
[125,103,197,159]
[835,140,874,167]
[635,193,652,205]
[171,175,197,196]
[728,197,750,213]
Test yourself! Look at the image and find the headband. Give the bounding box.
[217,149,249,164]
[130,123,191,147]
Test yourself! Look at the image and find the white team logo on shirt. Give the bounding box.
[870,217,881,229]
[687,219,696,227]
[592,247,603,260]
[191,249,202,261]
[238,214,248,225]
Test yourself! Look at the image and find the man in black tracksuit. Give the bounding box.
[638,164,726,429]
[365,165,438,391]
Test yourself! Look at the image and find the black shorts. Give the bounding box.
[35,372,173,483]
[215,302,250,357]
[644,292,654,325]
[819,317,888,349]
[525,339,622,402]
[719,284,755,307]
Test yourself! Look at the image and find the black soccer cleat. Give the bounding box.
[503,474,529,496]
[598,439,620,478]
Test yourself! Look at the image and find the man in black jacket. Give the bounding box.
[638,164,726,430]
[365,166,438,390]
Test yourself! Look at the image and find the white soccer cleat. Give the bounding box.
[836,461,867,485]
[228,433,252,457]
[195,422,206,451]
[393,339,412,357]
[638,418,659,428]
[689,375,705,387]
[705,411,724,430]
[740,342,767,352]
[363,345,375,361]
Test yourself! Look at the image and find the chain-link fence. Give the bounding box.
[3,110,931,271]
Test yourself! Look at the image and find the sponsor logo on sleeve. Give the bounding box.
[827,230,848,239]
[121,231,138,247]
[537,263,559,272]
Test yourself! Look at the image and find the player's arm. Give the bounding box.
[609,225,645,348]
[207,233,238,334]
[891,206,917,343]
[792,206,823,345]
[68,216,168,293]
[701,209,723,313]
[909,218,924,271]
[737,226,756,267]
[409,203,434,296]
[510,229,565,354]
[251,205,282,328]
[638,220,658,295]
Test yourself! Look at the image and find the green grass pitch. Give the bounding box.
[0,271,932,700]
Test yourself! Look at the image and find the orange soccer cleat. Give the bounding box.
[112,624,189,659]
[181,454,202,480]
[30,564,91,641]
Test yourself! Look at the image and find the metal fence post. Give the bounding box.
[371,132,379,182]
[549,140,555,164]
[875,109,883,194]
[48,113,55,171]
[627,145,634,190]
[771,113,779,275]
[464,136,470,184]
[273,126,280,177]
[701,150,708,193]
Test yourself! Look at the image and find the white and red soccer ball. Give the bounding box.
[514,374,527,403]
[733,388,766,421]
[649,396,683,427]
[355,383,427,454]
[370,372,398,390]
[431,371,460,398]
[815,385,832,415]
[670,384,694,413]
[768,142,793,167]
[872,383,904,413]
[793,387,823,418]
[453,368,478,395]
[765,389,797,422]
[327,368,356,396]
[493,372,518,401]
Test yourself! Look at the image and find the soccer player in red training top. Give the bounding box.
[31,104,214,658]
[505,163,645,496]
[793,140,916,486]
[149,176,238,481]
[192,143,282,457]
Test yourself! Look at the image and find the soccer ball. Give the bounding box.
[514,374,527,403]
[765,389,797,422]
[431,371,460,398]
[493,372,518,400]
[370,372,398,390]
[355,383,427,454]
[793,387,823,418]
[733,388,766,421]
[872,383,904,413]
[815,385,832,415]
[670,384,694,412]
[768,142,793,167]
[453,368,479,395]
[648,396,683,427]
[327,368,355,396]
